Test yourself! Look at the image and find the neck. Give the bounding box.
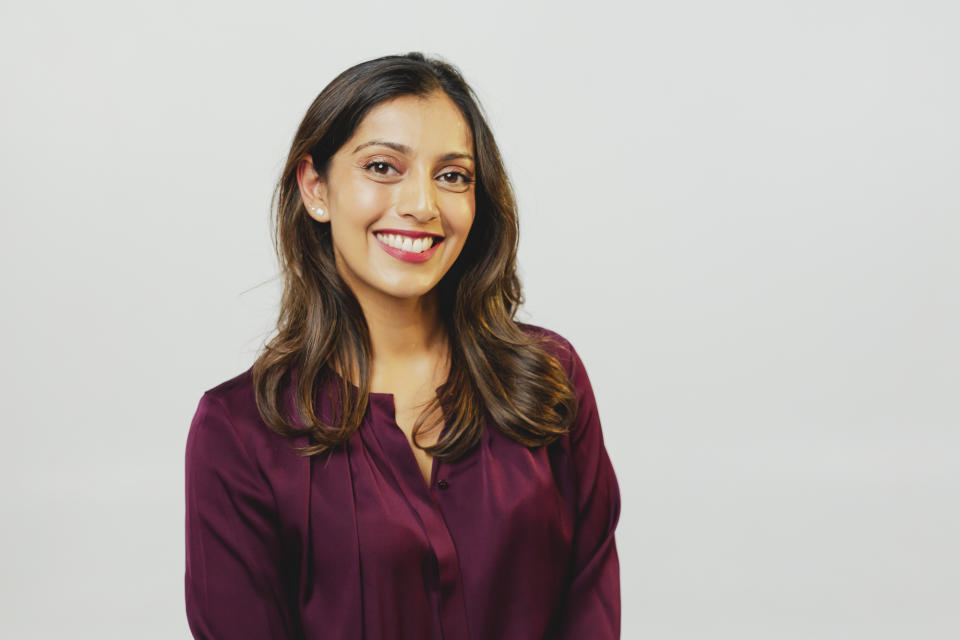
[364,294,450,394]
[333,252,450,390]
[361,291,446,362]
[339,283,450,394]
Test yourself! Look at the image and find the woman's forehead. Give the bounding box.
[346,93,473,156]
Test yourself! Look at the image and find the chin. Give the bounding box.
[386,286,435,300]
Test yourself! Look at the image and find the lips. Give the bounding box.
[373,231,444,263]
[372,228,444,240]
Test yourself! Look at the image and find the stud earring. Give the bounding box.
[313,206,325,217]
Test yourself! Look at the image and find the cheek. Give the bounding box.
[336,177,392,220]
[442,195,476,234]
[461,206,477,237]
[356,184,392,213]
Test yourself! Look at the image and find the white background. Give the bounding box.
[1,0,957,637]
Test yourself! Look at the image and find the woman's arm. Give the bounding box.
[553,337,622,639]
[184,392,300,639]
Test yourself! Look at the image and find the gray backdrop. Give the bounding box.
[1,0,956,637]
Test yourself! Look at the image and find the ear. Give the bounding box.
[296,154,329,223]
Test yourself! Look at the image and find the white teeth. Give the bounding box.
[375,233,436,253]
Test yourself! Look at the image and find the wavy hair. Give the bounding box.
[252,52,577,461]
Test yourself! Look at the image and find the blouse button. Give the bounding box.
[437,479,449,490]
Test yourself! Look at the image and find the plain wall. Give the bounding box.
[1,0,957,637]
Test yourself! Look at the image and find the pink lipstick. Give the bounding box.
[373,232,445,263]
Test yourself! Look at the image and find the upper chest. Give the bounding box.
[389,388,445,484]
[373,362,447,445]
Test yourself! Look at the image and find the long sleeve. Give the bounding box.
[553,339,622,639]
[184,392,300,639]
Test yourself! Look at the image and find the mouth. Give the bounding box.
[373,231,445,263]
[372,231,445,254]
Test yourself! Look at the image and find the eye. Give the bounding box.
[437,170,474,186]
[363,160,400,176]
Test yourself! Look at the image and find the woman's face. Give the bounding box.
[299,90,476,306]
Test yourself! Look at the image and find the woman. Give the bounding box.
[184,52,621,639]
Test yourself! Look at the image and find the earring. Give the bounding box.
[313,206,325,217]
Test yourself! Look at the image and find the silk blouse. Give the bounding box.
[184,323,621,639]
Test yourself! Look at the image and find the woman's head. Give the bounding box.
[256,53,575,461]
[296,90,476,307]
[273,52,520,323]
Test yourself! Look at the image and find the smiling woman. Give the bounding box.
[298,91,476,302]
[184,52,621,640]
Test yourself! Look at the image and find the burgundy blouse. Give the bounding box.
[184,323,621,639]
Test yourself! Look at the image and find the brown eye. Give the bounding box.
[364,160,399,175]
[438,171,473,185]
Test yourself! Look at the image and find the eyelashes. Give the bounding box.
[362,160,474,187]
[363,161,400,177]
[439,171,475,186]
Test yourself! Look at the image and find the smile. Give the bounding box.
[374,232,444,263]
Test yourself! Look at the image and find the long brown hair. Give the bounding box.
[252,52,577,461]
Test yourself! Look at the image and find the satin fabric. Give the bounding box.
[185,323,621,639]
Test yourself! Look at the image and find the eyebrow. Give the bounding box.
[352,139,474,163]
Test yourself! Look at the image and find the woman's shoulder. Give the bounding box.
[188,367,281,457]
[514,320,578,375]
[199,367,258,419]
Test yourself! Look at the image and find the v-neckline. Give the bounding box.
[329,367,447,491]
[375,388,448,491]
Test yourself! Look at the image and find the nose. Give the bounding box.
[396,166,439,222]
